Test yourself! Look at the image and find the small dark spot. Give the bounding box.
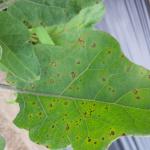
[46,145,49,148]
[148,75,150,79]
[88,137,91,142]
[49,103,53,107]
[71,72,76,79]
[91,42,96,48]
[32,102,36,105]
[64,101,68,105]
[136,96,140,100]
[122,133,126,136]
[121,54,125,58]
[78,38,85,44]
[57,73,60,77]
[133,89,138,95]
[105,106,108,110]
[102,78,106,82]
[76,136,79,140]
[76,61,81,64]
[64,113,68,116]
[48,79,55,84]
[84,112,87,116]
[66,124,70,131]
[102,137,105,140]
[82,102,84,105]
[69,87,72,90]
[94,141,97,144]
[110,130,115,136]
[108,50,111,54]
[52,125,55,128]
[112,89,115,93]
[29,114,32,118]
[2,8,7,11]
[38,112,42,116]
[50,61,57,67]
[93,103,96,106]
[23,20,32,28]
[96,1,99,4]
[108,87,111,90]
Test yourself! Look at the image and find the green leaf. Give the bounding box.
[12,29,150,150]
[0,12,40,82]
[0,136,5,150]
[7,0,103,27]
[1,1,150,150]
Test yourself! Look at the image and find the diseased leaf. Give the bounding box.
[0,12,40,82]
[1,1,150,150]
[0,136,5,150]
[12,29,150,150]
[8,0,103,27]
[15,94,150,150]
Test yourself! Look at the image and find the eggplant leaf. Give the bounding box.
[0,12,40,82]
[1,1,150,150]
[0,136,5,150]
[13,29,150,150]
[8,0,104,27]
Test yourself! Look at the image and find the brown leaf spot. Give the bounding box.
[78,38,85,44]
[64,101,68,105]
[38,112,42,116]
[71,72,76,79]
[32,102,36,105]
[88,137,91,142]
[110,130,115,136]
[94,141,97,144]
[122,133,126,136]
[121,54,125,58]
[76,61,81,64]
[91,42,96,48]
[57,73,60,77]
[133,89,138,95]
[102,78,106,82]
[136,96,140,100]
[49,103,53,107]
[48,79,55,84]
[66,124,70,131]
[108,50,111,54]
[50,61,57,67]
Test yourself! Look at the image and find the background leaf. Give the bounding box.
[0,12,40,82]
[0,136,5,150]
[7,0,103,27]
